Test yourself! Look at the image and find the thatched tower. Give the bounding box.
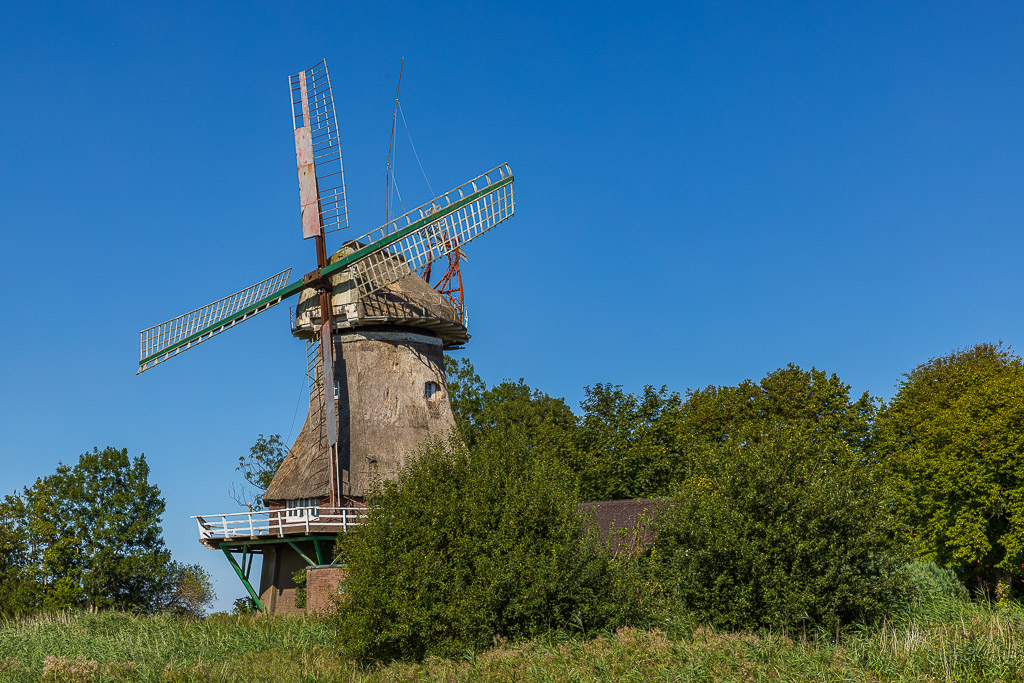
[251,244,466,612]
[264,243,465,508]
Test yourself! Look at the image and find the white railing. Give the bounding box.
[192,506,368,540]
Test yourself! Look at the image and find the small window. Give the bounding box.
[286,498,320,519]
[424,381,440,401]
[334,380,341,400]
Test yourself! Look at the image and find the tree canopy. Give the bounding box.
[231,433,289,509]
[573,364,876,501]
[876,343,1024,591]
[0,447,213,616]
[444,356,576,451]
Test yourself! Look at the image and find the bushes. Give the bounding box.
[334,354,1024,661]
[649,426,905,631]
[903,561,969,622]
[335,431,622,662]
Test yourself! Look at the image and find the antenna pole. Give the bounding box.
[385,58,404,226]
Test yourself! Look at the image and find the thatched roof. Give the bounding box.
[263,385,330,503]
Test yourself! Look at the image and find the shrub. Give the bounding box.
[292,569,306,610]
[334,431,622,662]
[649,425,906,631]
[904,560,969,622]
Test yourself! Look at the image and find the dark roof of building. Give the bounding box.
[579,498,662,556]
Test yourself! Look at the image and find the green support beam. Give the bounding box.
[222,547,264,612]
[217,535,335,550]
[319,175,514,280]
[313,539,325,565]
[286,540,317,567]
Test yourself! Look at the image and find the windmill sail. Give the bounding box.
[138,268,293,373]
[290,60,348,239]
[138,163,514,375]
[334,164,514,301]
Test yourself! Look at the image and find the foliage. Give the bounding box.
[571,364,877,501]
[649,425,905,631]
[231,597,259,615]
[444,357,577,452]
[231,433,289,509]
[0,496,34,618]
[292,568,307,609]
[678,364,876,450]
[575,384,682,500]
[443,356,487,430]
[334,430,621,662]
[158,563,217,618]
[0,447,183,615]
[876,343,1024,592]
[904,560,969,623]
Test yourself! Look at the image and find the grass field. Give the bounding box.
[1,603,1022,682]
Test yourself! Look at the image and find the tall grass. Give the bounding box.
[0,612,350,681]
[2,602,1023,682]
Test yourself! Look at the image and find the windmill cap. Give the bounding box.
[291,243,469,348]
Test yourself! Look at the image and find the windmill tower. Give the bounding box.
[137,59,515,613]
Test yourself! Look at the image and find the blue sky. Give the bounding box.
[3,1,1024,611]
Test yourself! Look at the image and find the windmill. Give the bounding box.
[138,60,515,612]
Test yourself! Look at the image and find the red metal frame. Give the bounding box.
[420,236,465,324]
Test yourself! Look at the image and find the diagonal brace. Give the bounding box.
[222,547,265,611]
[287,540,317,567]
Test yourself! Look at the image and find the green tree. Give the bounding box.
[335,430,620,662]
[576,384,682,500]
[1,447,185,614]
[650,424,904,631]
[0,494,36,616]
[444,355,577,455]
[231,596,259,614]
[876,343,1024,593]
[572,364,876,501]
[678,364,875,451]
[158,563,217,617]
[443,356,487,430]
[231,433,289,509]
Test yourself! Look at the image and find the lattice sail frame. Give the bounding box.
[347,164,514,300]
[290,60,348,236]
[138,269,292,373]
[137,165,514,374]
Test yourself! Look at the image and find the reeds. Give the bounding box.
[2,602,1022,682]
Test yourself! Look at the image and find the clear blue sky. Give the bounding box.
[3,1,1023,611]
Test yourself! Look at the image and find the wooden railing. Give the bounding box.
[192,507,368,540]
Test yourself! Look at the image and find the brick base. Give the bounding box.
[305,565,348,614]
